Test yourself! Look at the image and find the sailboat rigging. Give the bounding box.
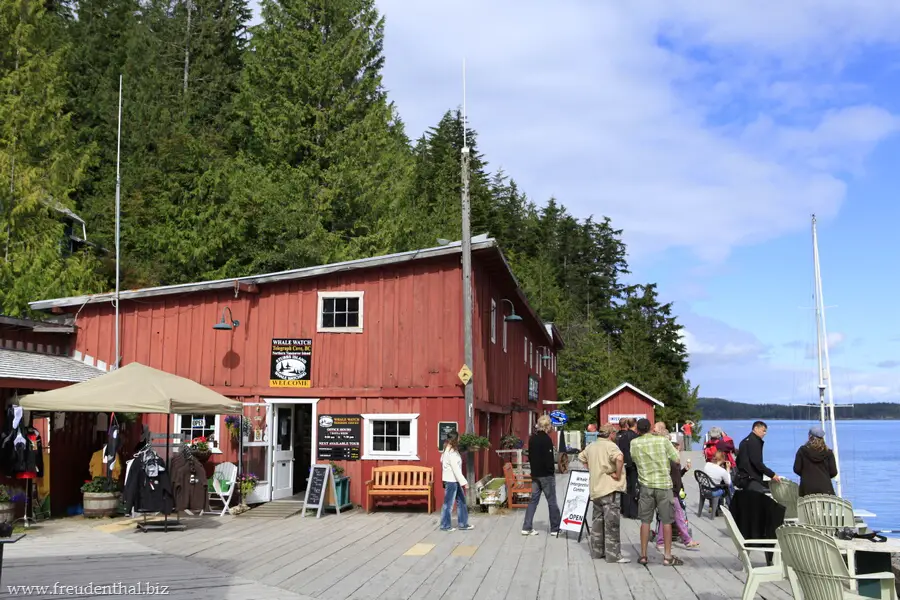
[811,213,844,497]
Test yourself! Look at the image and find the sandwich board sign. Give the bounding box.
[302,463,339,518]
[559,469,591,537]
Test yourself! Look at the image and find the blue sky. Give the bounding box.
[254,2,900,405]
[365,1,900,405]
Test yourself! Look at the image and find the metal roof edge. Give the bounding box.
[587,382,665,411]
[29,238,499,311]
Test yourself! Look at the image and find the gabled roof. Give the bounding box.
[587,382,665,411]
[28,235,556,348]
[0,348,104,383]
[544,323,565,349]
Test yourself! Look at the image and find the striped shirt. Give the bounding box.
[631,433,680,490]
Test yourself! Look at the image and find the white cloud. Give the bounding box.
[375,1,900,264]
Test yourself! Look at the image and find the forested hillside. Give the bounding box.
[699,398,900,420]
[0,0,699,427]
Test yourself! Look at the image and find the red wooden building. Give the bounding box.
[588,382,663,427]
[28,237,563,509]
[0,315,119,516]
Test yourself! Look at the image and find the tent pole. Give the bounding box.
[165,416,170,532]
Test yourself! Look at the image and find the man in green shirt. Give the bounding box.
[630,418,682,566]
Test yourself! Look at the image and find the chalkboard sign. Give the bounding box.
[437,421,458,449]
[302,463,338,518]
[317,414,361,461]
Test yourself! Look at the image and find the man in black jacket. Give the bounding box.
[522,415,561,536]
[736,421,781,493]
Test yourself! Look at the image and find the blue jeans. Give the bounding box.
[440,482,468,529]
[523,476,561,532]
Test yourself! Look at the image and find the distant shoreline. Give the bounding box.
[698,397,900,421]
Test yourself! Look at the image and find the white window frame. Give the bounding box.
[490,299,497,344]
[529,341,533,369]
[538,351,542,377]
[317,290,364,333]
[502,319,508,353]
[524,336,528,364]
[361,413,420,461]
[172,414,223,454]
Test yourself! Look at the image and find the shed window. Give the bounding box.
[502,319,508,353]
[528,376,539,403]
[362,413,419,461]
[524,337,528,364]
[174,414,221,453]
[317,291,364,333]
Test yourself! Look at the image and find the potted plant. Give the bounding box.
[238,473,259,508]
[459,433,490,452]
[190,436,212,463]
[0,485,13,524]
[500,434,523,450]
[224,415,250,441]
[81,477,120,518]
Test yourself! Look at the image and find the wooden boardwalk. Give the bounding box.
[0,452,795,599]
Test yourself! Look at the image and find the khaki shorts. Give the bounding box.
[638,486,674,525]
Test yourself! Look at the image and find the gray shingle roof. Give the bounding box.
[0,349,105,383]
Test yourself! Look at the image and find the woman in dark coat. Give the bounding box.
[793,425,838,496]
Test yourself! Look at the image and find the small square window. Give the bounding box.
[318,291,364,333]
[364,414,419,461]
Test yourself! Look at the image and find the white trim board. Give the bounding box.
[586,382,665,411]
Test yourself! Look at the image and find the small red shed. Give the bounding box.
[588,382,663,427]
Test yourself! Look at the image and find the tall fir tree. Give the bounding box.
[0,0,104,315]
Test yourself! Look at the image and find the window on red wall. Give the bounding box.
[528,375,539,402]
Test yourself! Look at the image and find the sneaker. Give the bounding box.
[613,557,631,564]
[521,529,539,536]
[550,531,560,537]
[459,525,475,531]
[440,527,457,532]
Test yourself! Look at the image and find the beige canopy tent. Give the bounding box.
[18,362,242,414]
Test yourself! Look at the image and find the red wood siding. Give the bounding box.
[472,262,558,413]
[598,388,657,427]
[71,257,465,394]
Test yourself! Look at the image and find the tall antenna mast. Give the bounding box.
[812,214,841,496]
[114,74,123,370]
[460,58,475,505]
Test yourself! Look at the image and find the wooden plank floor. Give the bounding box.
[0,451,796,599]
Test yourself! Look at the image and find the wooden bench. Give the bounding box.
[366,466,434,513]
[503,462,532,509]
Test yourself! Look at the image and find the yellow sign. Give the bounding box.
[269,379,311,388]
[458,365,472,385]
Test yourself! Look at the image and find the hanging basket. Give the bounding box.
[193,450,211,463]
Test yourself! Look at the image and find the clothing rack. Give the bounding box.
[135,424,185,533]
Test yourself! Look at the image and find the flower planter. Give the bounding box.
[479,478,507,515]
[193,450,211,464]
[0,502,14,524]
[83,492,120,518]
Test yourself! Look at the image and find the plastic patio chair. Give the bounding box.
[769,479,800,521]
[797,494,855,534]
[720,506,786,600]
[776,523,897,600]
[204,461,237,516]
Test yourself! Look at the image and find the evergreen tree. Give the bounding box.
[0,0,104,315]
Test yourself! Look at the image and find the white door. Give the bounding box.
[271,404,295,500]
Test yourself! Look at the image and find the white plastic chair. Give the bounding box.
[204,461,237,516]
[776,524,897,600]
[797,494,855,533]
[721,506,786,600]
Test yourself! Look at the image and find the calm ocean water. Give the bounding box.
[702,420,898,536]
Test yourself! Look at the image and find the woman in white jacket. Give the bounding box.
[440,432,474,531]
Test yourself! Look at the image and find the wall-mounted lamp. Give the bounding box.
[537,345,552,360]
[213,307,240,331]
[501,298,523,322]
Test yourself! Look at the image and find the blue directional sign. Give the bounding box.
[549,410,568,427]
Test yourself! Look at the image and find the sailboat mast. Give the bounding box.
[812,216,827,431]
[811,214,842,497]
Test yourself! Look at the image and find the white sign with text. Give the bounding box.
[560,469,591,534]
[607,414,645,424]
